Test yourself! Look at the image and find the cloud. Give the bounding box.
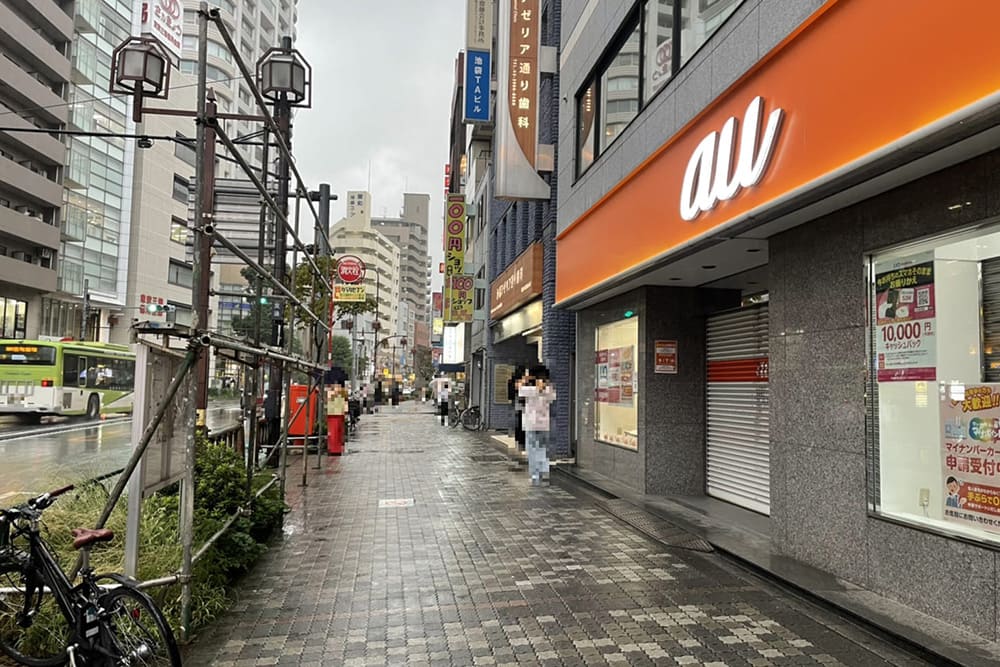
[292,0,464,296]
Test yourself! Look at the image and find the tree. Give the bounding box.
[336,296,377,322]
[290,258,378,326]
[330,335,352,373]
[413,346,434,385]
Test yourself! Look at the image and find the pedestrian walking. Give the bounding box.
[436,380,451,425]
[519,365,555,486]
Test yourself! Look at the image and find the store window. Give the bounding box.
[594,317,638,449]
[869,223,1000,545]
[0,298,28,339]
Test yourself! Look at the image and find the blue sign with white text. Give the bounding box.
[464,49,491,122]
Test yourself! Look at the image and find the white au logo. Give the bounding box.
[679,96,783,221]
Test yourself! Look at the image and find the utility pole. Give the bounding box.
[193,90,217,425]
[266,35,294,452]
[309,183,333,469]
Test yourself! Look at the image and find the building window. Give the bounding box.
[168,259,193,288]
[594,317,638,449]
[174,133,196,166]
[172,174,189,203]
[170,217,189,244]
[868,222,1000,546]
[575,0,745,176]
[0,298,28,338]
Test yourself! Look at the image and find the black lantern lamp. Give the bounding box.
[257,41,311,107]
[110,36,172,122]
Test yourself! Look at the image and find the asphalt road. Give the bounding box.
[0,403,242,500]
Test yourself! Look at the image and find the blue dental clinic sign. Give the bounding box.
[464,49,491,122]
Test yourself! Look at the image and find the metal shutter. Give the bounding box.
[706,305,770,515]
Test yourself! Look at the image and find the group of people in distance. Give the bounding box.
[431,365,555,486]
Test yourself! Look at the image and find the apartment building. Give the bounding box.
[0,0,73,339]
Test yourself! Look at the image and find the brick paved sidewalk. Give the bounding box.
[184,406,928,666]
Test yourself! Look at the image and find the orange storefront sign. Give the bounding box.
[556,0,1000,304]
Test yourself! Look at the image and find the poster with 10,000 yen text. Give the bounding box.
[874,258,936,382]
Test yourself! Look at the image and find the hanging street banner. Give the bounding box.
[444,274,474,323]
[941,383,1000,533]
[464,50,492,122]
[875,256,936,382]
[444,194,467,277]
[333,284,366,302]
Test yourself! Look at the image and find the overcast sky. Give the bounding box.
[293,2,465,295]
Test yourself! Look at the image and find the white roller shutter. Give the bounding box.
[706,305,770,515]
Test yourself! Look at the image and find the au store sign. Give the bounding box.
[875,257,936,382]
[680,96,783,221]
[941,384,1000,533]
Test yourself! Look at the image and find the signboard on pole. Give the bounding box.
[336,255,366,284]
[334,284,367,302]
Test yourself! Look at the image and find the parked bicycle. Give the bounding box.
[449,399,483,431]
[0,484,181,666]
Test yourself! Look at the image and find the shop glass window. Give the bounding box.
[868,223,1000,545]
[643,0,676,102]
[0,298,29,338]
[576,82,596,173]
[680,0,742,63]
[599,22,641,153]
[594,317,639,449]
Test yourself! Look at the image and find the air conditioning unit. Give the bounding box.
[38,248,53,260]
[10,251,26,261]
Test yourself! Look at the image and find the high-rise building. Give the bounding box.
[372,193,431,348]
[330,191,401,340]
[0,0,72,340]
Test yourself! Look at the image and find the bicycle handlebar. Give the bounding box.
[22,484,76,512]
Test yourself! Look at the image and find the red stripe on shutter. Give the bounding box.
[707,357,769,382]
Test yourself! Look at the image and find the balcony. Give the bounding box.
[0,3,71,85]
[0,253,56,292]
[0,205,59,250]
[8,0,74,42]
[0,57,68,126]
[0,158,62,207]
[0,102,65,166]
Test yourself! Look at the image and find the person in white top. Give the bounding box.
[436,379,451,425]
[518,365,555,486]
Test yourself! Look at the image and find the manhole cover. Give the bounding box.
[597,499,713,553]
[470,454,507,462]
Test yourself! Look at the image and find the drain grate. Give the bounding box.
[469,454,507,462]
[597,499,714,553]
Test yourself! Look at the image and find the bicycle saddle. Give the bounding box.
[70,527,114,550]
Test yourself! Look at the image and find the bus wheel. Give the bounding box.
[86,394,100,420]
[16,413,42,426]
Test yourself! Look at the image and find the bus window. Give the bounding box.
[63,353,81,387]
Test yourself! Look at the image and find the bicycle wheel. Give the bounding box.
[99,586,180,666]
[462,406,482,431]
[0,560,71,666]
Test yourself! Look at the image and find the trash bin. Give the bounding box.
[326,387,346,455]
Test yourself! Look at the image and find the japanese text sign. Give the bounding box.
[466,0,493,50]
[654,340,677,374]
[445,195,467,277]
[941,383,1000,533]
[139,0,183,66]
[464,49,492,122]
[490,242,542,320]
[444,274,474,323]
[875,256,936,382]
[333,284,366,302]
[508,0,540,167]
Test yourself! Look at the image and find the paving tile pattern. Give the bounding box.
[185,406,928,666]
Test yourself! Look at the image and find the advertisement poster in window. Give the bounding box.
[595,347,634,406]
[941,384,1000,533]
[874,257,936,382]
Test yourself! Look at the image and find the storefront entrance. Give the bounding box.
[705,304,770,514]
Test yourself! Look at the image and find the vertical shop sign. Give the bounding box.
[465,0,493,122]
[655,340,678,374]
[941,384,1000,533]
[444,194,466,277]
[875,258,936,381]
[495,0,549,200]
[444,274,474,323]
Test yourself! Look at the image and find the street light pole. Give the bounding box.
[266,35,294,452]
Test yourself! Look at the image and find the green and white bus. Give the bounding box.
[0,339,135,422]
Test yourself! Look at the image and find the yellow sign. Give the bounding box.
[445,194,466,276]
[432,317,444,335]
[444,274,474,323]
[333,284,366,302]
